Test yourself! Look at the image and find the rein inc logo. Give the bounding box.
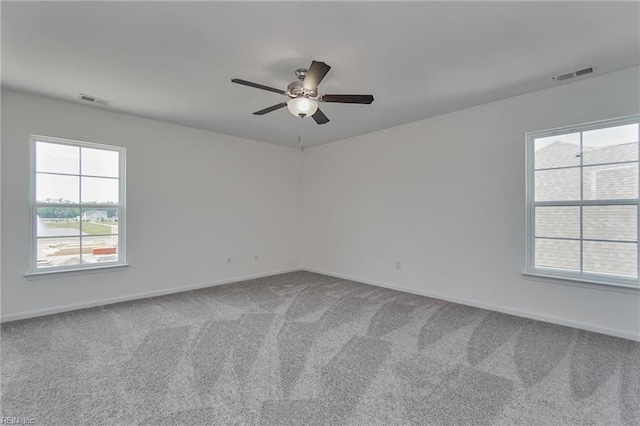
[1,418,35,425]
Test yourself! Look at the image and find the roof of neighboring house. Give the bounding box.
[536,141,637,170]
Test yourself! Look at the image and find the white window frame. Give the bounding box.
[27,135,127,276]
[525,115,640,289]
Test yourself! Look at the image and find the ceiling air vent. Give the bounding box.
[574,66,594,76]
[78,93,111,106]
[553,66,595,82]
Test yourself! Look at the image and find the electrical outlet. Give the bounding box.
[395,260,402,270]
[227,257,232,264]
[254,254,259,262]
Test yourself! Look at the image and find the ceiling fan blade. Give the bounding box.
[320,94,374,104]
[232,78,286,95]
[253,102,288,115]
[312,108,330,125]
[302,61,331,91]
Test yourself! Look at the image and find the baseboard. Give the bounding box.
[1,267,302,323]
[303,267,640,342]
[6,266,638,341]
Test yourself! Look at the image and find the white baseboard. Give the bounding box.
[303,267,640,342]
[1,268,302,323]
[6,266,638,342]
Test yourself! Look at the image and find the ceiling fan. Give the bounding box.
[231,60,374,125]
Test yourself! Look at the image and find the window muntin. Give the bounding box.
[526,116,640,288]
[30,136,126,273]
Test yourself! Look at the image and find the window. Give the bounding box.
[29,135,126,274]
[526,116,640,288]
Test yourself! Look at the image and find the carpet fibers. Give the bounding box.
[1,271,638,425]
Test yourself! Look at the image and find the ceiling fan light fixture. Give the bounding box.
[287,97,318,117]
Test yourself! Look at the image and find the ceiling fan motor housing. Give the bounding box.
[287,80,316,98]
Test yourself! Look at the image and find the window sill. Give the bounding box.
[522,270,640,294]
[24,264,129,281]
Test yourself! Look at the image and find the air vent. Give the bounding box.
[554,72,576,81]
[574,66,594,76]
[78,93,111,106]
[553,66,595,82]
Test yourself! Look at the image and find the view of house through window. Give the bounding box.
[527,117,639,286]
[31,136,125,272]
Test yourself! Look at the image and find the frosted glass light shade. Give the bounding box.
[287,97,318,117]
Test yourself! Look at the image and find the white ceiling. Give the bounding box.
[2,1,639,148]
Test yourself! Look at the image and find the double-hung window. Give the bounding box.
[526,116,640,288]
[29,135,126,274]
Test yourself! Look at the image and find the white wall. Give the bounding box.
[301,67,640,340]
[4,68,640,340]
[1,89,302,320]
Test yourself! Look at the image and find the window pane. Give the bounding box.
[36,208,80,237]
[583,205,637,242]
[81,208,118,235]
[36,173,79,203]
[81,147,119,178]
[583,164,638,200]
[36,142,79,174]
[36,236,81,269]
[535,206,580,238]
[534,133,580,170]
[582,123,638,166]
[81,177,119,204]
[583,241,637,278]
[535,168,580,201]
[535,238,580,271]
[81,235,119,265]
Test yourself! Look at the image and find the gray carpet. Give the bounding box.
[1,271,638,425]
